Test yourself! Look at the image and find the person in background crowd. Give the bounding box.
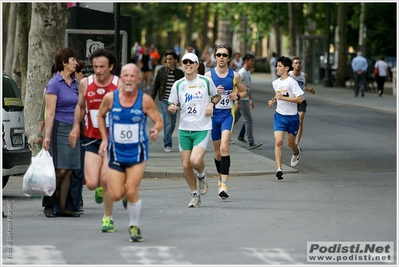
[234,53,263,150]
[374,54,390,97]
[229,52,243,72]
[65,61,86,214]
[289,56,315,152]
[151,50,184,152]
[351,51,368,97]
[269,52,278,81]
[138,47,153,91]
[173,43,181,61]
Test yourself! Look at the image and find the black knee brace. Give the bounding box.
[214,158,221,174]
[220,155,230,175]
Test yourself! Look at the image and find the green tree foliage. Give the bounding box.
[364,3,397,57]
[120,3,396,59]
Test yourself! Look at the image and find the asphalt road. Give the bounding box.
[2,74,397,266]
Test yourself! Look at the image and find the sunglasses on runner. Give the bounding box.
[215,53,229,58]
[182,59,195,65]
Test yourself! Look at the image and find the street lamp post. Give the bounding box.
[324,3,333,87]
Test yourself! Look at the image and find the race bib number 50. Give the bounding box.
[114,123,139,144]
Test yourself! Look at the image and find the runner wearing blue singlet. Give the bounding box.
[204,43,247,199]
[97,63,163,242]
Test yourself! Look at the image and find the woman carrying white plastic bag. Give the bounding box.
[22,149,56,197]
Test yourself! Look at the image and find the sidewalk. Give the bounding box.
[144,72,397,179]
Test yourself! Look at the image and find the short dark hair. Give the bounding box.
[54,47,77,71]
[90,48,118,69]
[165,50,178,60]
[51,64,57,75]
[277,56,293,71]
[242,53,255,62]
[214,43,232,58]
[292,56,301,62]
[197,62,205,75]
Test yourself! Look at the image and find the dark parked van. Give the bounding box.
[2,71,31,188]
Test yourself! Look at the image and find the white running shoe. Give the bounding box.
[291,150,301,167]
[197,173,209,195]
[188,193,201,208]
[218,182,229,199]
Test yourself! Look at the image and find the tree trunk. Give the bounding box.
[17,3,31,103]
[200,3,210,52]
[336,3,348,87]
[4,3,17,77]
[2,3,10,63]
[358,3,366,54]
[185,4,195,48]
[25,3,69,151]
[288,3,297,56]
[212,11,218,46]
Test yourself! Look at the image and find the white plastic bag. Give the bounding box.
[22,149,56,197]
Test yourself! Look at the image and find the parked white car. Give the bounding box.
[2,71,31,188]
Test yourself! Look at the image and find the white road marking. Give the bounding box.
[3,245,66,264]
[117,246,192,265]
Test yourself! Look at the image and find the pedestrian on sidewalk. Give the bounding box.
[289,56,315,152]
[234,53,263,150]
[351,51,368,97]
[97,63,163,242]
[168,53,220,207]
[270,52,278,81]
[151,50,184,152]
[268,56,303,180]
[374,54,391,97]
[43,47,81,218]
[69,49,119,232]
[205,43,247,199]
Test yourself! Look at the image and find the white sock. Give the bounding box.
[191,190,199,196]
[197,172,205,179]
[127,198,142,227]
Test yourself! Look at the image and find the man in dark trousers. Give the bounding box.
[151,50,184,152]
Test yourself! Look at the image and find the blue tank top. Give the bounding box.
[108,90,148,163]
[210,68,236,117]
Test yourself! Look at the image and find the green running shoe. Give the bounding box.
[100,217,115,233]
[129,225,144,242]
[94,187,103,204]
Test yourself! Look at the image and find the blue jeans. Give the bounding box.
[66,137,85,211]
[160,100,177,148]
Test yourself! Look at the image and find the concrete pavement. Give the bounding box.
[144,72,397,179]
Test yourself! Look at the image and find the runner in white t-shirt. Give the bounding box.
[268,56,304,180]
[168,53,220,208]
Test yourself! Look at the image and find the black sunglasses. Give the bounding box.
[182,59,195,65]
[215,53,229,58]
